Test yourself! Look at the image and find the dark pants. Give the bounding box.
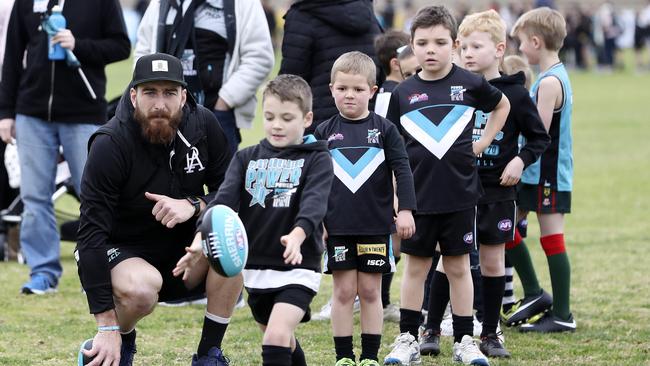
[213,109,241,155]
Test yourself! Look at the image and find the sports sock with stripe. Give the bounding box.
[502,255,516,312]
[541,233,571,320]
[197,312,229,356]
[505,228,541,297]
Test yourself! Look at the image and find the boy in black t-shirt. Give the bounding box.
[383,6,510,366]
[315,51,416,366]
[374,30,410,118]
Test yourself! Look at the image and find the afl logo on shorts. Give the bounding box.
[498,219,513,232]
[463,232,474,244]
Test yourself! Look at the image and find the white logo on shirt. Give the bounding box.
[185,147,205,174]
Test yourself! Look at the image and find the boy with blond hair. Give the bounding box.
[384,5,510,366]
[504,7,576,333]
[315,51,416,366]
[419,9,551,359]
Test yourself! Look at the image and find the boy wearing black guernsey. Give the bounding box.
[383,6,510,366]
[314,52,416,366]
[176,75,333,366]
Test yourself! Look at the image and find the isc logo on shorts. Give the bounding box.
[498,219,513,232]
[463,232,474,244]
[357,244,386,256]
[367,259,386,266]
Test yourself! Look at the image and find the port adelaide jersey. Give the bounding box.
[386,65,503,214]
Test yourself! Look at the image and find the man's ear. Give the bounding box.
[130,87,137,108]
[181,88,187,107]
[303,111,314,129]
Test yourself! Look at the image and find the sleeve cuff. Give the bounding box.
[294,218,314,238]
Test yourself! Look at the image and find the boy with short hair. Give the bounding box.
[384,6,510,366]
[505,7,577,333]
[315,51,416,366]
[374,30,411,118]
[396,45,421,79]
[176,74,334,365]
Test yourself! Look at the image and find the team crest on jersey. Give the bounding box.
[463,232,474,244]
[450,86,466,101]
[328,133,344,142]
[498,219,513,232]
[245,158,304,208]
[408,93,429,104]
[185,147,205,174]
[333,246,348,262]
[367,129,381,144]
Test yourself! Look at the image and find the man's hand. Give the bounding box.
[145,192,195,228]
[173,233,204,281]
[0,119,15,144]
[51,29,75,50]
[396,209,415,239]
[82,330,122,366]
[500,156,524,186]
[281,227,306,265]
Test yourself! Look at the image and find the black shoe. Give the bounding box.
[503,289,552,326]
[418,328,440,356]
[519,312,576,333]
[479,333,511,358]
[192,347,230,366]
[120,330,137,366]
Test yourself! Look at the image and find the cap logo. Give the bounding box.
[152,60,169,72]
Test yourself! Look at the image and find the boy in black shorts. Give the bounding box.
[177,74,333,366]
[384,6,510,366]
[315,51,416,366]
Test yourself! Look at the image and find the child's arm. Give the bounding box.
[473,94,510,156]
[384,123,416,239]
[281,227,306,265]
[535,77,564,132]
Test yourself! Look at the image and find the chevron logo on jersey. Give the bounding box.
[401,104,475,159]
[331,147,385,193]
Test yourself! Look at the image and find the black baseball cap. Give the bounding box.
[132,53,187,87]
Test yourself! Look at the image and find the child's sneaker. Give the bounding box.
[418,328,440,356]
[452,335,489,366]
[383,303,401,323]
[519,312,576,333]
[479,333,510,358]
[336,357,357,366]
[313,296,360,321]
[440,314,482,337]
[21,274,57,295]
[502,289,552,326]
[359,359,380,366]
[383,332,421,365]
[191,347,230,366]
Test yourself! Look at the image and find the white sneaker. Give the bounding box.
[383,332,421,365]
[313,296,360,321]
[452,335,489,366]
[383,303,401,323]
[440,314,483,337]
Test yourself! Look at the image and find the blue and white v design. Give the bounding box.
[331,147,385,193]
[401,105,475,159]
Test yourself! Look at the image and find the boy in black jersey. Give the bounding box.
[384,6,510,366]
[176,75,333,366]
[374,30,410,118]
[314,52,416,366]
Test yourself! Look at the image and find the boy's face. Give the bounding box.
[459,31,504,75]
[399,55,421,79]
[516,32,540,65]
[262,94,312,148]
[330,71,377,120]
[412,25,456,78]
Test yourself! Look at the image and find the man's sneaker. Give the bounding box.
[383,303,401,323]
[519,312,576,333]
[192,347,230,366]
[418,328,440,356]
[452,335,489,366]
[359,359,380,366]
[21,274,57,295]
[336,357,357,366]
[120,330,137,366]
[479,333,510,358]
[502,289,552,326]
[383,332,421,365]
[313,296,360,321]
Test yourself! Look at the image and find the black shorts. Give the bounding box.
[246,286,315,325]
[518,183,571,214]
[324,235,394,274]
[401,207,476,257]
[477,201,516,245]
[106,244,205,303]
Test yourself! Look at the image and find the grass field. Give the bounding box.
[0,54,649,365]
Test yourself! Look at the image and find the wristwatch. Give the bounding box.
[186,196,201,217]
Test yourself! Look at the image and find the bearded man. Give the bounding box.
[76,53,238,366]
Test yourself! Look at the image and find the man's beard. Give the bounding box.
[133,105,183,145]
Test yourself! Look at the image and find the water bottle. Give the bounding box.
[48,5,66,60]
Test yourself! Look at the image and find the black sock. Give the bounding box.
[360,333,381,361]
[381,256,400,307]
[120,329,136,345]
[452,314,474,344]
[399,308,421,338]
[262,345,292,366]
[425,270,450,331]
[481,275,505,337]
[291,339,306,366]
[197,314,229,356]
[333,336,354,361]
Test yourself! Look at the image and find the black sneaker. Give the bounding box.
[502,289,552,326]
[479,333,511,358]
[120,330,137,366]
[519,312,576,333]
[192,347,230,366]
[419,328,440,356]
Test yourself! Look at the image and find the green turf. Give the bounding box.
[1,55,649,365]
